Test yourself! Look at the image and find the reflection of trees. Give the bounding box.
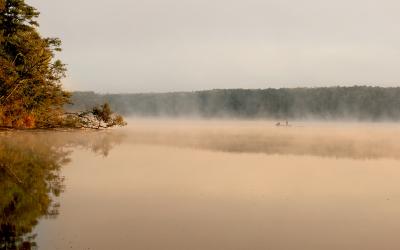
[124,129,400,160]
[0,131,123,250]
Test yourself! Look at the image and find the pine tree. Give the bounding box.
[0,0,70,128]
[0,0,125,128]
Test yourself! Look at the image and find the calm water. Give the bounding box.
[2,120,400,250]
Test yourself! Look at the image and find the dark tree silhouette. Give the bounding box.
[68,86,400,121]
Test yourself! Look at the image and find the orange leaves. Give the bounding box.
[22,114,35,128]
[0,103,36,128]
[9,114,36,129]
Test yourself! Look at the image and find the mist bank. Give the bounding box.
[118,120,400,160]
[67,86,400,121]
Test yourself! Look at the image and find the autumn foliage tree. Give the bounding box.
[0,0,125,129]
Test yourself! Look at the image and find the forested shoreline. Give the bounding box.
[68,86,400,121]
[0,0,125,129]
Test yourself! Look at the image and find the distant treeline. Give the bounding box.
[67,86,400,120]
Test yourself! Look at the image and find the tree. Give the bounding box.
[0,0,125,129]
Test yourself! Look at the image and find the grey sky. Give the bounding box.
[28,0,400,93]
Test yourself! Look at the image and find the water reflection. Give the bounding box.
[0,132,121,250]
[121,122,400,160]
[2,122,400,250]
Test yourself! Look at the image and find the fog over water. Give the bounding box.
[4,0,400,248]
[2,120,400,249]
[119,119,400,159]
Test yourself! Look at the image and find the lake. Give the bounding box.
[2,120,400,250]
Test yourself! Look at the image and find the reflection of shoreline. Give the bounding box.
[0,131,122,249]
[120,122,400,160]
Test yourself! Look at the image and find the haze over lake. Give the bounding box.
[3,120,400,250]
[3,0,400,249]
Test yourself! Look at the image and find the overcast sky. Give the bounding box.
[28,0,400,93]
